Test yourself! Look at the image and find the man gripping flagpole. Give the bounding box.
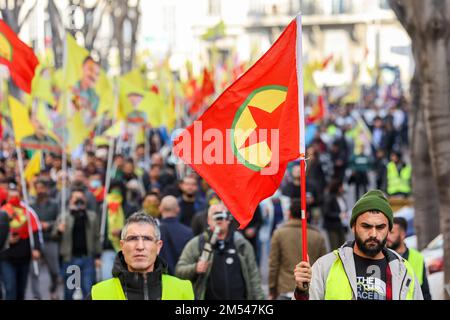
[173,13,309,266]
[295,14,309,267]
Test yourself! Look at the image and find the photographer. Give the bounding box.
[55,187,101,300]
[175,204,264,300]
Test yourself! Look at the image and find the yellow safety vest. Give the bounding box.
[387,162,412,195]
[91,274,194,300]
[324,250,416,300]
[407,248,424,286]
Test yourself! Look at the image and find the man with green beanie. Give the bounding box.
[293,190,423,300]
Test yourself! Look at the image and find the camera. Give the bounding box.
[74,198,86,210]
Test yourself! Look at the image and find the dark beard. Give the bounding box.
[388,238,401,251]
[355,232,387,257]
[183,193,195,201]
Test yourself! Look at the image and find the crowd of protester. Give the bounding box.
[0,78,413,299]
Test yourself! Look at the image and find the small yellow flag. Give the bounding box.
[63,33,89,89]
[67,111,91,152]
[104,120,125,138]
[31,64,56,106]
[122,68,146,90]
[24,150,42,182]
[119,78,165,128]
[8,96,35,145]
[134,126,146,145]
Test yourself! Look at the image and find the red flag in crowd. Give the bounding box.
[0,19,39,93]
[174,18,302,228]
[307,94,326,124]
[189,67,215,115]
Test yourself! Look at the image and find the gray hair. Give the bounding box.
[121,211,161,241]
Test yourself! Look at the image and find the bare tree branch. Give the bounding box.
[18,0,37,33]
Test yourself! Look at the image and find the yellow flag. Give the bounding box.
[67,111,90,152]
[122,68,146,90]
[52,69,64,92]
[8,96,35,145]
[134,126,145,145]
[119,78,143,116]
[63,34,115,121]
[95,73,114,118]
[104,120,125,138]
[303,61,322,95]
[166,93,176,131]
[36,101,53,131]
[24,150,42,182]
[342,86,361,105]
[138,92,165,127]
[94,136,109,147]
[122,77,171,128]
[31,64,56,106]
[1,79,10,117]
[63,33,89,89]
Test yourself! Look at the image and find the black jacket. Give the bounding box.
[0,210,9,251]
[322,195,345,230]
[87,252,169,300]
[159,217,193,275]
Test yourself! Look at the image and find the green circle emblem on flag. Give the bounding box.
[230,85,287,171]
[0,32,12,62]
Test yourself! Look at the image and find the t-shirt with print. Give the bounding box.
[354,253,388,300]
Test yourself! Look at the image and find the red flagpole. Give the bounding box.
[300,156,308,262]
[296,14,308,263]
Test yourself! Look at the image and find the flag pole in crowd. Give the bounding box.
[15,145,40,276]
[144,126,151,166]
[296,14,309,264]
[60,34,70,222]
[100,77,120,245]
[7,90,40,277]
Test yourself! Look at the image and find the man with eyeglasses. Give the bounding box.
[89,212,194,300]
[176,204,265,300]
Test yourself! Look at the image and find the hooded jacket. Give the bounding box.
[298,241,423,300]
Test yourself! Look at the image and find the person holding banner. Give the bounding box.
[0,183,41,300]
[294,190,423,300]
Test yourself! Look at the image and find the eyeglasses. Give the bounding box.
[123,235,157,243]
[213,211,229,221]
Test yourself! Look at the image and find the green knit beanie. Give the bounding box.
[350,190,393,230]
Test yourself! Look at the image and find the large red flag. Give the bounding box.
[174,18,301,228]
[0,19,38,93]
